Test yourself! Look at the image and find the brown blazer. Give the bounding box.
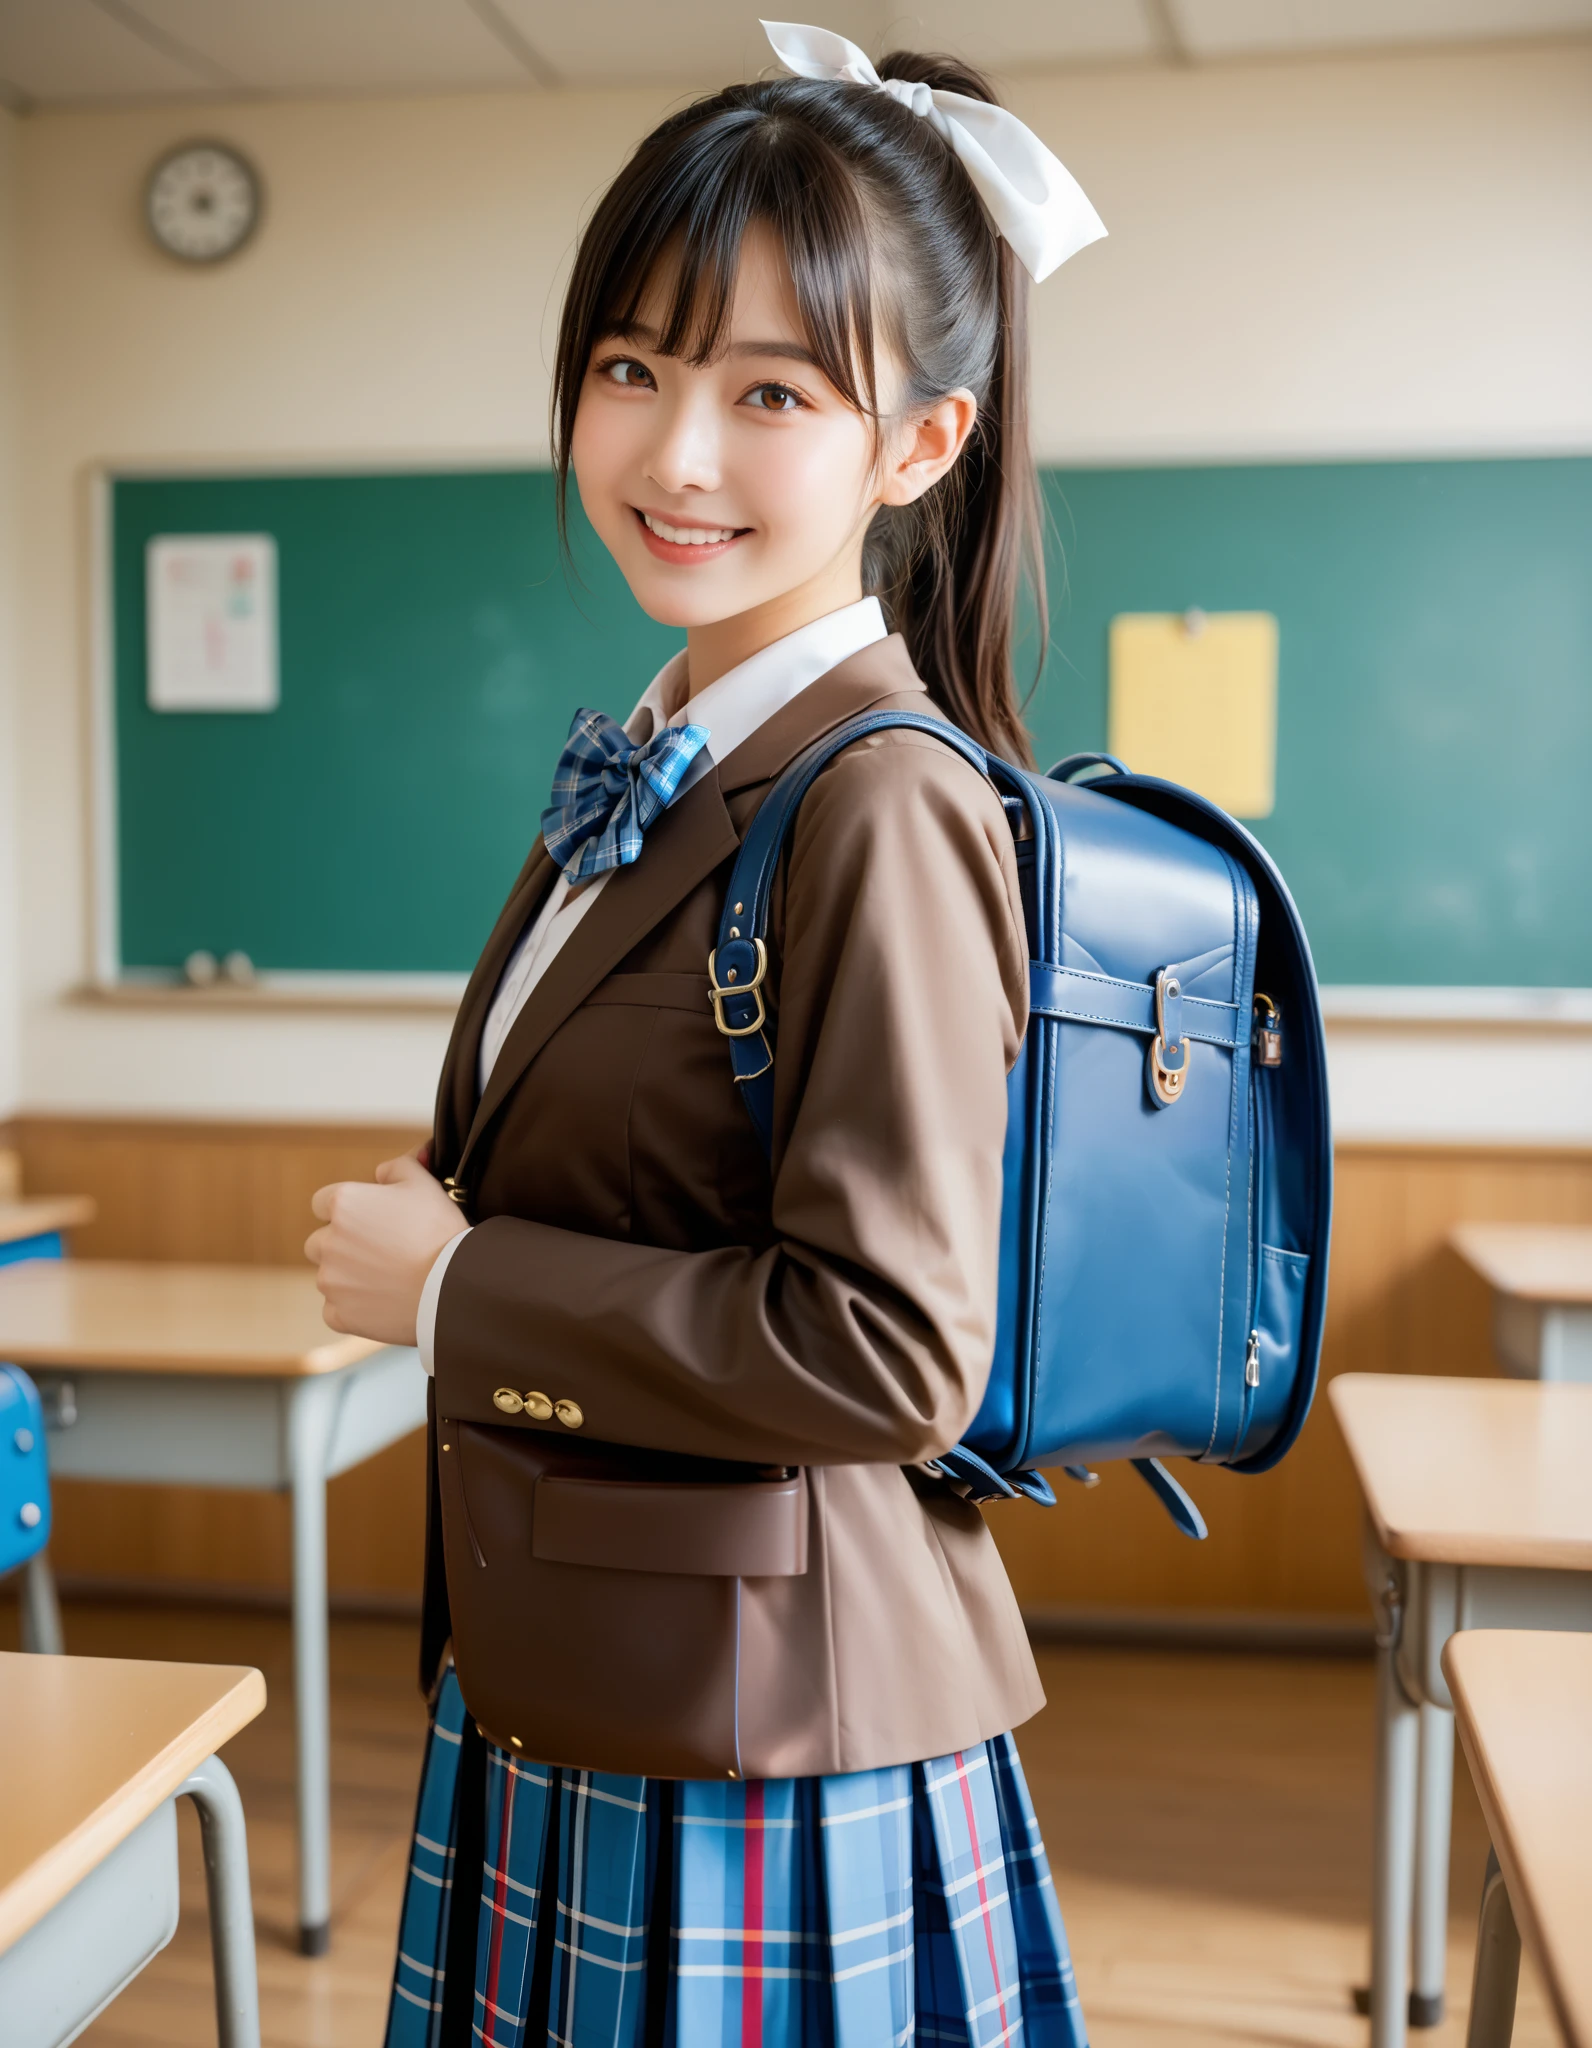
[424,633,1045,1780]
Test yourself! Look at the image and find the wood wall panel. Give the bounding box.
[9,1117,1592,1615]
[12,1115,426,1265]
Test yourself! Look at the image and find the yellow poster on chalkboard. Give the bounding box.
[1108,610,1277,818]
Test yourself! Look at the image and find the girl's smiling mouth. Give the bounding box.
[634,506,750,562]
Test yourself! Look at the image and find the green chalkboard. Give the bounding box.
[112,471,679,974]
[1028,459,1592,986]
[112,457,1592,985]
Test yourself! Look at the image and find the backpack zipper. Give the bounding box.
[1233,995,1280,1460]
[1234,1330,1260,1458]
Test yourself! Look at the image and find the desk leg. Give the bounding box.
[1464,1849,1520,2048]
[180,1755,262,2048]
[287,1377,338,1955]
[19,1549,64,1654]
[1371,1568,1419,2048]
[1411,1702,1454,2026]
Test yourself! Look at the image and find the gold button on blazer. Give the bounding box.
[423,636,1045,1780]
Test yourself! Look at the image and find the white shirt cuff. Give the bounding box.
[417,1229,470,1376]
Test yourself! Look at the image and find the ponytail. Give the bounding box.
[861,50,1043,763]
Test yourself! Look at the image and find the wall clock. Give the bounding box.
[146,141,261,264]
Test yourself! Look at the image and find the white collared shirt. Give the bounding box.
[419,595,887,1371]
[475,596,886,1096]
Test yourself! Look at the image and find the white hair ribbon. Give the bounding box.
[759,19,1106,283]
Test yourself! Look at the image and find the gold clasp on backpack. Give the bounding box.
[708,937,769,1039]
[1148,970,1188,1107]
[1148,1040,1187,1105]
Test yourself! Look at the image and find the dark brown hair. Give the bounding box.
[550,53,1045,764]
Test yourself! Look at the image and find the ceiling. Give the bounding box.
[0,0,1586,105]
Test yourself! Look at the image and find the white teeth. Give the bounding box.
[641,512,740,546]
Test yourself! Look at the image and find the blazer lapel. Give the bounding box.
[715,633,928,794]
[449,632,932,1178]
[434,842,558,1163]
[455,766,741,1177]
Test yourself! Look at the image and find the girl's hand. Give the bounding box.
[305,1152,466,1344]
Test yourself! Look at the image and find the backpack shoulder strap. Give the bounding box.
[710,710,990,1151]
[711,710,1217,1539]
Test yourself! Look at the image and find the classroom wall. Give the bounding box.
[1010,47,1592,468]
[0,108,20,1120]
[10,41,1592,1134]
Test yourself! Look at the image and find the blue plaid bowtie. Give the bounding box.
[541,707,711,882]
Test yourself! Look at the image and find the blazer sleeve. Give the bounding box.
[432,728,1029,1467]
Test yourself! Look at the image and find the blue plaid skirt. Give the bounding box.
[385,1666,1086,2047]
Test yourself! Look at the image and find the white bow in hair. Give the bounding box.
[760,20,1106,283]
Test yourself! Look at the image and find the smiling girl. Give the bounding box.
[307,21,1104,2045]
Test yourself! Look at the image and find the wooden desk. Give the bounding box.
[0,1650,265,2047]
[1330,1375,1592,2048]
[0,1258,379,1375]
[1442,1632,1592,2048]
[0,1259,427,1953]
[1451,1222,1592,1383]
[0,1196,96,1258]
[1334,1371,1592,1571]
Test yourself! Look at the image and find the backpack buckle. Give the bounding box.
[1148,968,1188,1106]
[1253,992,1283,1067]
[708,938,769,1039]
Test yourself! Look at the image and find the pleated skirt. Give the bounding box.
[384,1665,1088,2048]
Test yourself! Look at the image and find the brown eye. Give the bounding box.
[744,382,802,413]
[600,357,654,390]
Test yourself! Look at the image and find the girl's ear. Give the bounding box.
[877,390,979,509]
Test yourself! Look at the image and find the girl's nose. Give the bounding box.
[641,391,722,496]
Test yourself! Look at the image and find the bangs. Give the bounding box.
[549,59,1040,765]
[556,88,893,470]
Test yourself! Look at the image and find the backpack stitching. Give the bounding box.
[1201,852,1248,1459]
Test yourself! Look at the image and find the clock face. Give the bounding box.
[146,143,260,264]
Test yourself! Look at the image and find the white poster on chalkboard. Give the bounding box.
[146,534,279,711]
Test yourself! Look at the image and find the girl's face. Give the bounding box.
[571,225,973,648]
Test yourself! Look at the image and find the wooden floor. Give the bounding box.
[0,1601,1561,2048]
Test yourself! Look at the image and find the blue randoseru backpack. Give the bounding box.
[0,1364,51,1578]
[709,712,1332,1540]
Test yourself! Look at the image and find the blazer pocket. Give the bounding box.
[438,1420,804,1779]
[583,972,711,1015]
[533,1470,808,1576]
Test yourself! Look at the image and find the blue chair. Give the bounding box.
[1,1361,60,1651]
[1,1225,68,1653]
[0,1228,67,1269]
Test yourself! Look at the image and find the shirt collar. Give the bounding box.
[626,596,887,759]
